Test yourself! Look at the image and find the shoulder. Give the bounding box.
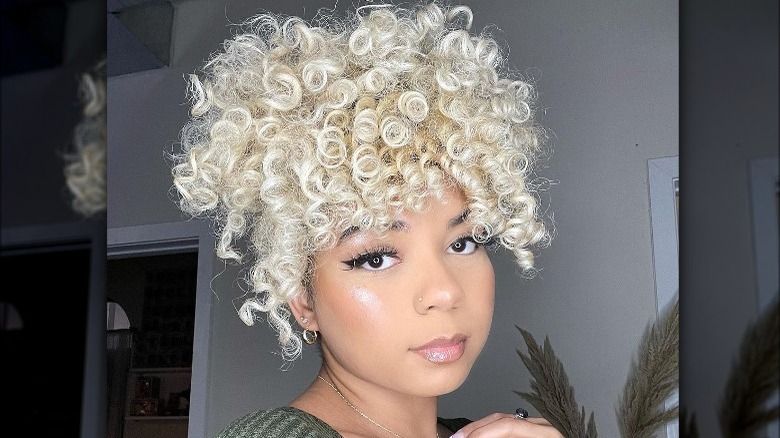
[214,407,341,438]
[437,417,473,433]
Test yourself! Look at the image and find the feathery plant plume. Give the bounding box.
[514,325,598,438]
[616,296,679,438]
[718,294,779,437]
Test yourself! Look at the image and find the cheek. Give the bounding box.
[313,265,390,328]
[348,286,384,321]
[471,259,496,314]
[320,283,391,333]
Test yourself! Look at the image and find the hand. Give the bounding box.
[450,412,564,438]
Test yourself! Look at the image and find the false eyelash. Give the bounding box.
[468,233,498,249]
[456,233,490,246]
[341,245,398,270]
[454,233,475,244]
[458,234,500,253]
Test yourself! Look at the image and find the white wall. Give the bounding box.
[107,1,679,437]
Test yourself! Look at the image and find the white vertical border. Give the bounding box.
[108,220,214,438]
[648,156,680,314]
[748,156,779,438]
[648,155,679,438]
[748,157,779,311]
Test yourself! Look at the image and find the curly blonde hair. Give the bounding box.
[65,57,106,216]
[171,1,550,361]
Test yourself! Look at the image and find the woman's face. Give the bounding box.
[307,187,495,397]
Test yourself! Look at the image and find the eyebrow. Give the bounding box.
[338,208,469,242]
[449,209,469,229]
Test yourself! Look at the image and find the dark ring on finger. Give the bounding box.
[515,408,529,419]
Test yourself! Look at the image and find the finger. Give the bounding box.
[512,408,552,427]
[452,412,512,436]
[456,413,549,431]
[525,417,554,427]
[452,414,563,438]
[456,417,562,438]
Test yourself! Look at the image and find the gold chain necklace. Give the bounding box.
[317,375,441,438]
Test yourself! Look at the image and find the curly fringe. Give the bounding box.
[171,2,550,361]
[65,57,107,216]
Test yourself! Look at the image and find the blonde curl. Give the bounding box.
[65,57,106,217]
[171,2,550,362]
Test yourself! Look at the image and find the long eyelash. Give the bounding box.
[454,234,479,246]
[456,233,498,251]
[456,233,474,242]
[341,246,398,270]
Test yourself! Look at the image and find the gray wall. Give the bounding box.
[681,1,779,437]
[107,1,678,437]
[1,3,107,436]
[2,0,106,229]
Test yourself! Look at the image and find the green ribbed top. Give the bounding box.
[215,406,472,438]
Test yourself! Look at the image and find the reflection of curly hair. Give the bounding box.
[65,57,106,216]
[171,2,550,360]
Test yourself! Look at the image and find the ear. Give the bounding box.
[289,290,319,332]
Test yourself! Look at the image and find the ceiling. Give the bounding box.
[107,0,174,77]
[1,0,174,78]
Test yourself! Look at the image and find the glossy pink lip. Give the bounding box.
[410,334,467,364]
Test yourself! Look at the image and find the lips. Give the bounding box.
[410,334,467,364]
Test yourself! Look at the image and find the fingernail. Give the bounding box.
[451,431,463,438]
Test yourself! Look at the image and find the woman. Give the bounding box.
[172,1,560,436]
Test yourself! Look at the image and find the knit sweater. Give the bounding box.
[215,406,472,438]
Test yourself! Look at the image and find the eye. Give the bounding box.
[343,249,399,271]
[448,236,478,254]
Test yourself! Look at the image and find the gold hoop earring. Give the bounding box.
[302,329,318,345]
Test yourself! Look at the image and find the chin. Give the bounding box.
[435,372,471,396]
[412,357,476,397]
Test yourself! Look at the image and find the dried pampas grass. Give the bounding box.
[616,296,679,438]
[718,295,779,437]
[514,296,679,438]
[514,325,598,438]
[514,292,779,438]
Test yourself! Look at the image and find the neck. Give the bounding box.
[316,364,441,438]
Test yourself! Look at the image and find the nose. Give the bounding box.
[414,254,465,314]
